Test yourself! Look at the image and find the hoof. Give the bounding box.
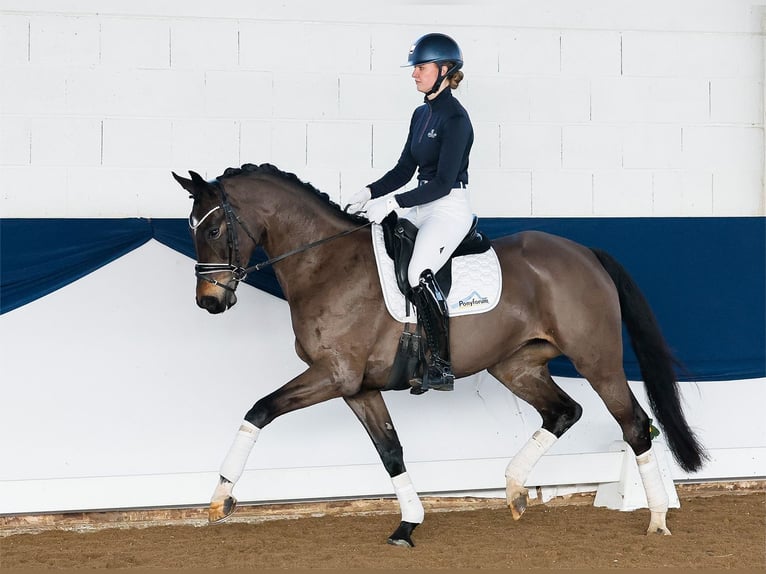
[208,495,237,524]
[508,494,529,520]
[646,511,671,535]
[387,521,418,548]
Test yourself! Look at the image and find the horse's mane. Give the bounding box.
[218,163,369,224]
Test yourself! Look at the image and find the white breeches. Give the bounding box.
[400,188,474,288]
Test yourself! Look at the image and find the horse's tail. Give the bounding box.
[590,248,706,472]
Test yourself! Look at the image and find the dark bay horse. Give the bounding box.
[173,163,705,546]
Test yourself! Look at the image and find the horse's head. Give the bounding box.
[172,170,260,314]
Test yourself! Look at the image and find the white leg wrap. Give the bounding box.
[392,472,425,524]
[219,420,260,484]
[505,428,558,484]
[636,446,669,513]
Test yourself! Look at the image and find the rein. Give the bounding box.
[249,221,372,272]
[192,188,371,291]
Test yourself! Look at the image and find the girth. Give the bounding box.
[381,212,491,298]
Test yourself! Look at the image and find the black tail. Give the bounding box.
[591,248,706,472]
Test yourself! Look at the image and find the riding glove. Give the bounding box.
[366,196,399,224]
[344,187,371,214]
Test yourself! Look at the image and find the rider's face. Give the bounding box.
[412,62,444,94]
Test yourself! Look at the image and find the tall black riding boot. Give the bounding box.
[411,270,454,391]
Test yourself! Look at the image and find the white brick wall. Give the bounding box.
[0,0,763,217]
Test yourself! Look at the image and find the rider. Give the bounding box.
[346,33,475,391]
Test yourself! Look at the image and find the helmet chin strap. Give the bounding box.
[425,63,459,97]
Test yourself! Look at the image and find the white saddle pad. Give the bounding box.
[371,223,502,323]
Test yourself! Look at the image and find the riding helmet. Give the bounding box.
[405,33,463,71]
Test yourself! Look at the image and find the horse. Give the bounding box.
[172,163,705,547]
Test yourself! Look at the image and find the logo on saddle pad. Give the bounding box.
[453,291,490,311]
[371,226,502,323]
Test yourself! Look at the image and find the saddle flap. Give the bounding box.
[381,213,490,298]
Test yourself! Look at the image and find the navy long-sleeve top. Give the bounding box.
[368,88,473,208]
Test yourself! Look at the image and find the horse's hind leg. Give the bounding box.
[488,350,582,520]
[344,390,423,547]
[574,360,671,535]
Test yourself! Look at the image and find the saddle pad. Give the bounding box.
[371,224,502,323]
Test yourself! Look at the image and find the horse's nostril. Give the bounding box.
[198,295,225,314]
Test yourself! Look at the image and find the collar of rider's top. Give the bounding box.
[424,86,452,105]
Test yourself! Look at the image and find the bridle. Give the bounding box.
[190,182,371,293]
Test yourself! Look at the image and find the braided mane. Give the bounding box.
[218,163,368,224]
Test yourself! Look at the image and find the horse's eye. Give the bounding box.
[209,227,221,239]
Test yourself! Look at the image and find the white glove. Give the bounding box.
[366,196,399,224]
[344,187,371,214]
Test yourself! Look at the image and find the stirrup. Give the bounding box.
[423,360,455,391]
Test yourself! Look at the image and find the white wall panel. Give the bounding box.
[170,19,239,70]
[681,126,763,169]
[100,18,170,69]
[470,169,532,216]
[307,121,370,169]
[712,169,765,214]
[652,170,714,216]
[531,170,593,216]
[0,1,763,216]
[622,126,682,169]
[590,78,710,124]
[622,32,762,79]
[560,31,621,77]
[500,124,560,169]
[102,119,173,168]
[204,70,273,119]
[498,29,561,76]
[0,166,69,216]
[562,125,622,169]
[29,15,99,66]
[170,119,239,177]
[593,170,654,216]
[0,66,67,115]
[528,77,591,123]
[709,78,764,124]
[30,117,101,166]
[0,117,31,165]
[0,14,29,65]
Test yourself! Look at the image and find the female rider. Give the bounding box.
[346,33,474,392]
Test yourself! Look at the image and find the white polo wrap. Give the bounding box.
[391,472,425,524]
[636,446,669,512]
[219,420,260,484]
[505,428,558,484]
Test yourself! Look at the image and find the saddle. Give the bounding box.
[380,212,492,394]
[380,212,491,299]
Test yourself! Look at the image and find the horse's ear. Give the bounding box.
[173,170,212,199]
[172,171,197,197]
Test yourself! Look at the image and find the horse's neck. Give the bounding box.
[262,191,345,255]
[248,180,352,292]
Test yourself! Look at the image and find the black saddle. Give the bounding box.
[381,212,491,299]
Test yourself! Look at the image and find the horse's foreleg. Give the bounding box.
[344,390,423,547]
[208,367,346,524]
[489,361,582,520]
[209,420,259,523]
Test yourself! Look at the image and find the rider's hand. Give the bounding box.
[344,187,372,214]
[365,196,398,224]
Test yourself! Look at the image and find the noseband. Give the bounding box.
[190,184,371,293]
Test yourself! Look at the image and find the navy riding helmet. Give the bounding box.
[405,33,463,94]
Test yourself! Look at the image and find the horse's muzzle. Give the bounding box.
[197,291,237,314]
